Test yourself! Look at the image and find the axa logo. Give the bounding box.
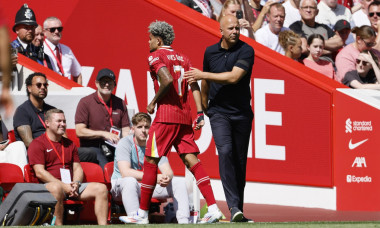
[345,118,352,133]
[352,157,367,167]
[348,138,368,150]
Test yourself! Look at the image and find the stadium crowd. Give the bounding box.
[181,0,380,87]
[1,0,380,225]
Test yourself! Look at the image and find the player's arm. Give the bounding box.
[147,67,173,114]
[184,66,247,84]
[190,82,205,130]
[201,79,210,115]
[118,160,144,180]
[17,125,33,147]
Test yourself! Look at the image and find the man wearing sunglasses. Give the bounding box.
[367,1,380,51]
[13,72,56,148]
[43,17,83,85]
[11,4,53,70]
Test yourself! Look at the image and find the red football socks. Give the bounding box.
[139,162,158,210]
[190,161,216,206]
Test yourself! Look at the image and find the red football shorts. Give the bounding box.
[145,122,200,158]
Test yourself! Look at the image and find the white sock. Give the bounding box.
[137,209,148,218]
[208,204,218,212]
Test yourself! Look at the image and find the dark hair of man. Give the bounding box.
[25,72,47,97]
[131,112,151,126]
[45,108,64,122]
[368,1,380,12]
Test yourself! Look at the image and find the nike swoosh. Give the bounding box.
[47,149,53,152]
[349,138,368,150]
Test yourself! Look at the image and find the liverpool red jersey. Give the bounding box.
[147,46,192,125]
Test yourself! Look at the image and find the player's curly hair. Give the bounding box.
[148,21,175,46]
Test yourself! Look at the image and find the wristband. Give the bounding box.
[193,111,204,128]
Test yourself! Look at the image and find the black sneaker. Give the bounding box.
[230,207,243,222]
[241,216,254,223]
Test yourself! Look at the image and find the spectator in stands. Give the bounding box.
[43,17,82,85]
[351,0,373,28]
[303,34,336,79]
[289,0,344,56]
[32,25,44,47]
[28,109,108,225]
[11,4,53,70]
[283,0,302,28]
[75,68,130,168]
[255,3,288,54]
[219,0,254,38]
[334,19,351,45]
[315,0,352,29]
[342,50,380,88]
[335,25,380,82]
[367,1,380,51]
[246,0,272,33]
[279,30,303,60]
[180,0,215,19]
[113,112,190,224]
[13,72,56,148]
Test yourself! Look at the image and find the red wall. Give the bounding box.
[2,0,346,187]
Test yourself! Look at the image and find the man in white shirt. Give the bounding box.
[316,0,352,29]
[255,3,287,54]
[43,17,82,85]
[351,0,373,28]
[283,0,301,28]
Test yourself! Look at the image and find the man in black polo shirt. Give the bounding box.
[13,72,55,147]
[184,14,254,223]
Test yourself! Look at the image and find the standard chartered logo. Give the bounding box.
[345,118,352,133]
[345,118,372,133]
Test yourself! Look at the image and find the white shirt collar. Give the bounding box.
[17,37,28,49]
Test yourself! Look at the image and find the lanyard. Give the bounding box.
[134,137,143,171]
[45,133,65,168]
[97,94,114,126]
[44,40,65,75]
[37,113,46,129]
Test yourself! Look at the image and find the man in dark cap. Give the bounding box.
[75,68,130,168]
[11,4,52,69]
[334,19,351,45]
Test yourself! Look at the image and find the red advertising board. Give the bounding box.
[334,91,380,210]
[3,0,345,188]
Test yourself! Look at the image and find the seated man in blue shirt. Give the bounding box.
[111,112,190,224]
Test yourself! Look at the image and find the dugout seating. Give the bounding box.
[23,164,84,224]
[0,163,24,200]
[103,161,167,223]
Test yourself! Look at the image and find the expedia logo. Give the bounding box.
[346,175,372,183]
[345,118,372,133]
